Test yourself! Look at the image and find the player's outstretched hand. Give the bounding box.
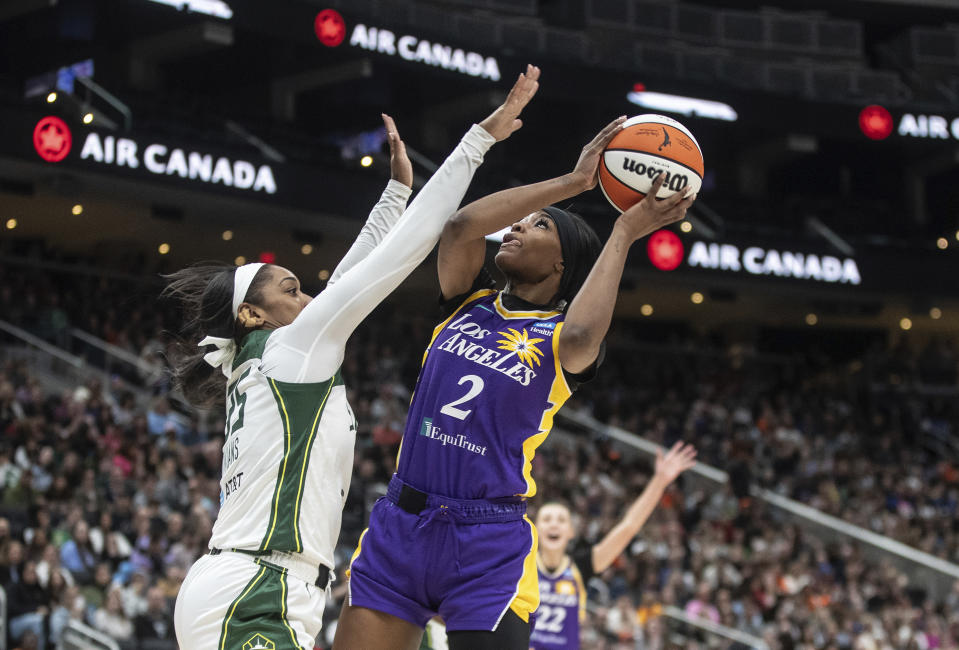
[570,116,627,191]
[478,64,540,142]
[654,441,697,484]
[382,113,412,189]
[614,173,696,243]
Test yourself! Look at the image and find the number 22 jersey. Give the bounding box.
[395,289,573,499]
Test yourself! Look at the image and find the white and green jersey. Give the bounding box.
[208,329,356,569]
[203,125,497,574]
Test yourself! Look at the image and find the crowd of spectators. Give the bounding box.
[0,260,957,648]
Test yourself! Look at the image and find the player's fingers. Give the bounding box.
[681,192,698,209]
[643,173,666,203]
[589,116,627,151]
[382,113,402,146]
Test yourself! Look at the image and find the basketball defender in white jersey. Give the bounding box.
[164,88,531,649]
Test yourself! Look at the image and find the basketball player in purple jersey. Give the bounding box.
[531,442,697,650]
[335,65,697,650]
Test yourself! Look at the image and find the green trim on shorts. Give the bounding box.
[217,562,303,650]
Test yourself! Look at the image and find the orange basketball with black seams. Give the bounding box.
[599,114,704,213]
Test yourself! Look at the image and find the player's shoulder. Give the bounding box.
[233,329,272,369]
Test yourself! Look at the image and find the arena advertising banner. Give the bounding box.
[643,229,956,295]
[3,110,388,217]
[30,114,277,194]
[313,8,502,82]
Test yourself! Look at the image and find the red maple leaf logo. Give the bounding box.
[647,230,684,271]
[314,9,346,47]
[858,105,893,141]
[33,116,72,163]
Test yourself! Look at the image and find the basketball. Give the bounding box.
[598,114,705,212]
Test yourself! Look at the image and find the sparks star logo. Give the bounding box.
[497,328,545,367]
[242,633,275,650]
[647,229,684,271]
[33,116,72,163]
[314,8,346,47]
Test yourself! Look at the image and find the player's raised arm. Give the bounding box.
[559,173,696,373]
[591,442,697,573]
[328,114,413,286]
[437,100,628,299]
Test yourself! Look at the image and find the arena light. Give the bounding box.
[234,255,246,265]
[318,269,330,281]
[46,92,57,103]
[679,221,692,233]
[301,244,313,255]
[360,155,373,167]
[259,251,276,264]
[72,204,83,215]
[900,317,913,331]
[82,113,94,125]
[158,243,170,255]
[690,292,704,304]
[222,230,233,241]
[937,237,948,250]
[5,218,17,230]
[146,0,233,19]
[626,89,737,122]
[640,304,653,316]
[930,307,942,320]
[805,313,818,326]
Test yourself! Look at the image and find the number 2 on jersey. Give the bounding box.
[439,374,484,420]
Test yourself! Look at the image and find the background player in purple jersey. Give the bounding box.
[335,66,697,650]
[531,442,698,650]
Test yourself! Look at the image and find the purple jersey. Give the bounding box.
[531,556,587,650]
[396,289,572,499]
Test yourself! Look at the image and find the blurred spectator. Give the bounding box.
[134,586,175,643]
[59,520,97,583]
[92,586,133,641]
[8,561,49,650]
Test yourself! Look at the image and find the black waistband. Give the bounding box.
[387,476,527,522]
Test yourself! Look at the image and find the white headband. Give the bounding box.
[199,262,267,378]
[232,262,265,318]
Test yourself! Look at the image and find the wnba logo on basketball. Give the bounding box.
[621,159,689,193]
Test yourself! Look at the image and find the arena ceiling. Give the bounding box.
[1,0,958,333]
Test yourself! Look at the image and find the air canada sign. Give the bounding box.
[347,24,501,81]
[32,118,278,195]
[646,235,862,285]
[78,133,277,194]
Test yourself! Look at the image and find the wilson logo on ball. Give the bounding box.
[33,116,72,163]
[621,159,689,192]
[647,230,684,271]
